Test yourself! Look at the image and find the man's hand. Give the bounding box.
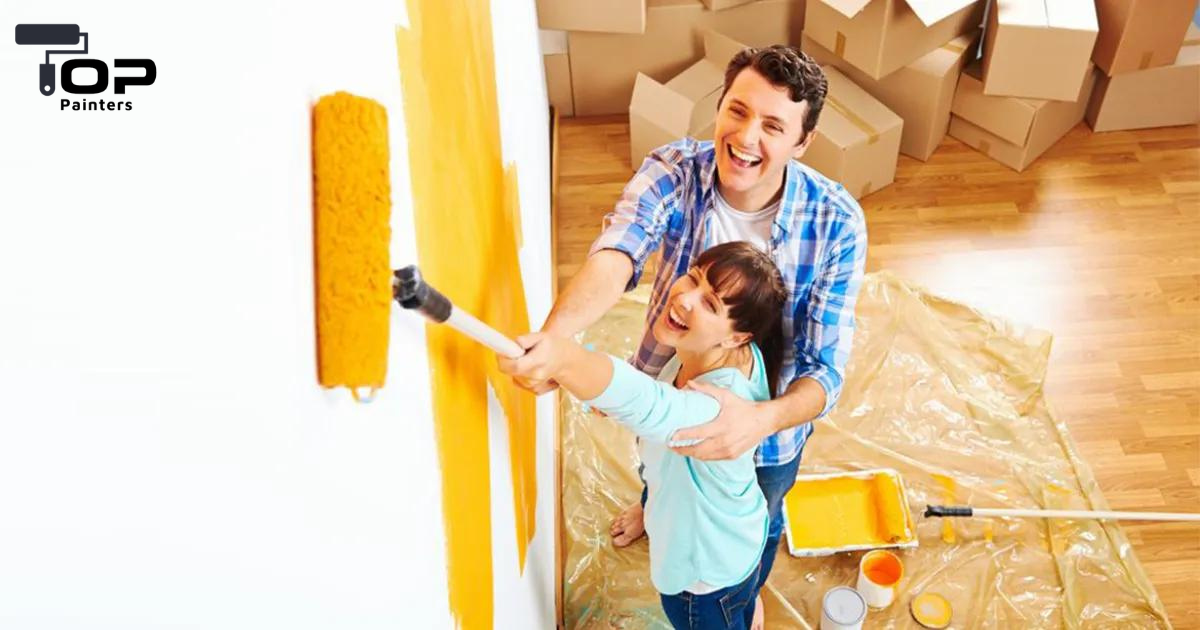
[669,380,775,461]
[502,333,561,394]
[497,333,565,393]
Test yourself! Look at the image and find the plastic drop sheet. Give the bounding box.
[562,272,1170,629]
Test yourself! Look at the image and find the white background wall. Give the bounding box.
[0,0,555,627]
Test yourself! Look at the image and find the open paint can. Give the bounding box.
[856,549,904,608]
[820,586,867,630]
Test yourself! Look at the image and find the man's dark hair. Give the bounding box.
[720,45,827,144]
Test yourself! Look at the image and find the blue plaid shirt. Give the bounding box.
[589,138,867,467]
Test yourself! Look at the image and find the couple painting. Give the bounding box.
[499,44,867,630]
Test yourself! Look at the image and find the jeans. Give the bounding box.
[659,563,761,630]
[639,449,803,595]
[751,450,803,593]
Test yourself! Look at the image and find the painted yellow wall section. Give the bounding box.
[312,93,392,393]
[396,1,538,627]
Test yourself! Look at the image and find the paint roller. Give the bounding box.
[312,91,522,401]
[870,473,911,543]
[924,504,1200,523]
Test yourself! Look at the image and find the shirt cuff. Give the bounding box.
[791,364,843,419]
[588,234,646,291]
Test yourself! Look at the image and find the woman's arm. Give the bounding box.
[498,334,727,444]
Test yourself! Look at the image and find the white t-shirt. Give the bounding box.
[705,188,779,252]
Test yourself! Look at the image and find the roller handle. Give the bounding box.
[393,265,525,359]
[924,505,973,518]
[394,266,451,322]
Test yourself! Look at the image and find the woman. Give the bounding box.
[499,241,787,630]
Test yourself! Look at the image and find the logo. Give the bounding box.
[15,24,155,111]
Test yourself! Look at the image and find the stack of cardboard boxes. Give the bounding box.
[1086,1,1200,132]
[786,0,984,196]
[948,0,1198,171]
[540,0,1200,191]
[539,0,807,118]
[946,0,1099,171]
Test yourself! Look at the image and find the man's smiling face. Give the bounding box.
[713,66,814,211]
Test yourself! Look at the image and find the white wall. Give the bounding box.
[0,0,554,628]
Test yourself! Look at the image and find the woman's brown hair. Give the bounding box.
[692,241,788,397]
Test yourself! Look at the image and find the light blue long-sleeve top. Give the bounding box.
[583,343,770,596]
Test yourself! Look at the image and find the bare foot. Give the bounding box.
[751,593,764,630]
[609,502,646,547]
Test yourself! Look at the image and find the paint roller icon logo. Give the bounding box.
[15,24,87,96]
[15,24,155,97]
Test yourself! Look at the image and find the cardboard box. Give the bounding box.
[536,0,646,34]
[949,62,1097,171]
[629,31,748,167]
[702,0,758,9]
[799,67,903,199]
[540,30,575,117]
[981,0,1097,102]
[568,0,805,116]
[544,54,575,117]
[1086,24,1200,132]
[804,0,983,80]
[1092,0,1196,76]
[802,31,976,161]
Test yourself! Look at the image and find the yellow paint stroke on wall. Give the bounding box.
[396,0,538,627]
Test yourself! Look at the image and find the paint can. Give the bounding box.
[856,549,904,608]
[820,586,867,630]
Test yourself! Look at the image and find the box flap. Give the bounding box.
[666,61,723,102]
[629,72,695,137]
[818,0,874,20]
[903,0,979,28]
[817,67,903,148]
[703,29,750,69]
[1045,0,1096,32]
[689,87,724,136]
[909,31,978,77]
[995,0,1047,28]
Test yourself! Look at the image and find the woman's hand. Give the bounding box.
[497,332,568,384]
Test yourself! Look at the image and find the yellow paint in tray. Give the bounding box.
[783,469,915,555]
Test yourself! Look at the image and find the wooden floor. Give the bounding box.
[553,116,1200,626]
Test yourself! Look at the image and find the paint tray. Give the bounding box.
[782,468,918,557]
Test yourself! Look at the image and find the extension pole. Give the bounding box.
[925,505,1200,523]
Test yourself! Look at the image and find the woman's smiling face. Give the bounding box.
[651,265,749,354]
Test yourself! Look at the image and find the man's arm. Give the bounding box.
[762,376,826,432]
[540,250,632,337]
[514,143,691,393]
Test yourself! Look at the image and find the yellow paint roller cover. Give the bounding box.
[871,473,911,543]
[312,92,392,392]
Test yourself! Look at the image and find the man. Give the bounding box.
[514,45,866,625]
